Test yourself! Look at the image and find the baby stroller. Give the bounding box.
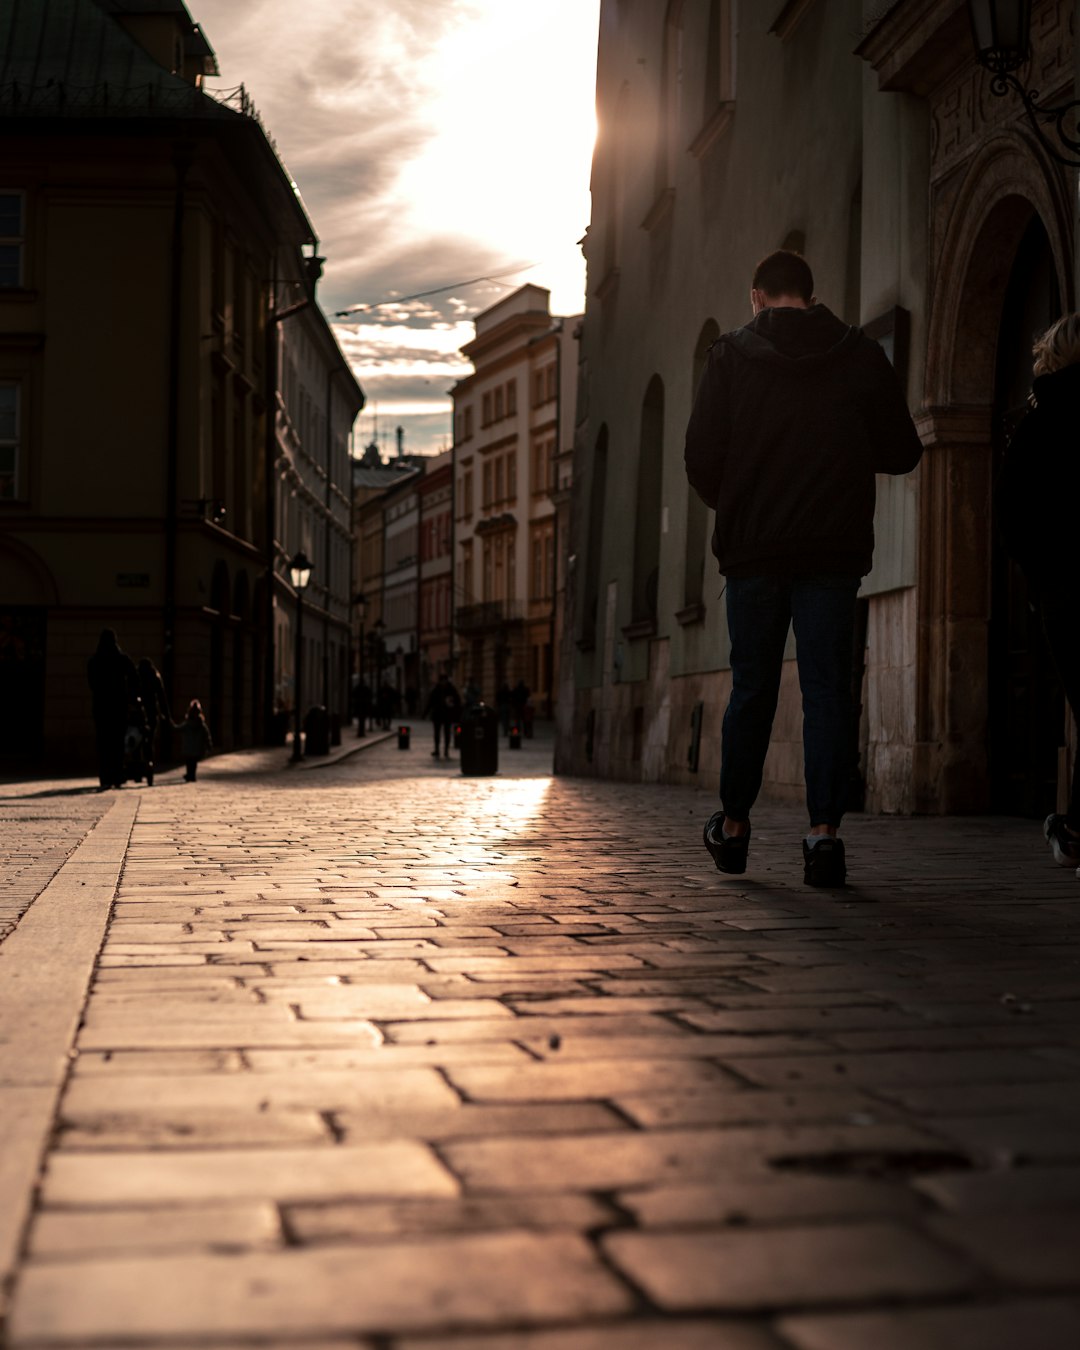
[122,697,152,785]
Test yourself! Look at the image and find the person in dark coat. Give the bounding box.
[87,628,138,789]
[174,698,213,781]
[424,672,462,759]
[496,681,512,734]
[684,250,923,886]
[510,680,530,727]
[996,311,1080,871]
[137,658,171,786]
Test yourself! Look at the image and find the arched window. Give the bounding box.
[632,377,664,626]
[682,321,719,616]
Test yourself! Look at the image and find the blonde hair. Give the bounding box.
[1032,312,1080,377]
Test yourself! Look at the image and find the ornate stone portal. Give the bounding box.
[861,0,1075,813]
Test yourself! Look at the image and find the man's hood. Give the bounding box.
[722,304,861,370]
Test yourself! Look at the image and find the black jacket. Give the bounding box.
[684,305,923,577]
[996,362,1080,594]
[424,680,462,723]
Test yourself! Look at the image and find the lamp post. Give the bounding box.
[967,0,1080,167]
[369,618,386,727]
[354,591,367,738]
[289,550,312,762]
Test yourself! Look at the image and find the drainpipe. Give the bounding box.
[547,319,564,719]
[163,143,192,708]
[262,283,311,742]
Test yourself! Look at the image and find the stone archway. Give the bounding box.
[915,132,1073,813]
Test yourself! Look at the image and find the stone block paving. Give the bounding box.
[0,795,111,945]
[4,730,1080,1346]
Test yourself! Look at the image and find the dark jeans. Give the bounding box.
[721,574,860,827]
[1040,589,1080,827]
[433,719,453,755]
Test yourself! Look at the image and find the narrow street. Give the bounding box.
[2,733,1080,1348]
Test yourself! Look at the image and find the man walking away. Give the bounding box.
[424,671,462,760]
[684,250,922,886]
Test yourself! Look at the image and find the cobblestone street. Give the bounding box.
[2,732,1080,1348]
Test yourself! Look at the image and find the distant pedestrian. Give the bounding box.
[377,681,397,729]
[510,679,530,728]
[996,311,1080,871]
[137,658,171,786]
[424,672,462,759]
[87,628,138,790]
[496,680,512,734]
[684,249,922,886]
[174,699,212,781]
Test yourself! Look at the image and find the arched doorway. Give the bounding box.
[989,213,1063,816]
[919,139,1072,813]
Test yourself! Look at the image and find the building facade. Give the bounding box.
[558,0,1078,817]
[0,0,361,767]
[451,285,579,709]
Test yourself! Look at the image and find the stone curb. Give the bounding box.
[0,793,138,1318]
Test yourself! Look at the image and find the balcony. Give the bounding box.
[456,600,524,631]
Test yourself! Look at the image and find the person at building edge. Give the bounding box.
[996,311,1080,876]
[684,250,923,886]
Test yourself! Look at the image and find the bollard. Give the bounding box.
[453,722,462,749]
[508,723,522,750]
[397,724,411,750]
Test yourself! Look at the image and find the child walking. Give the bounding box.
[175,699,212,781]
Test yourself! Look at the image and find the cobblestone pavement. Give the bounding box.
[2,729,1080,1348]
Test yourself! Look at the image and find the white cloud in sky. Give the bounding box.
[194,0,599,456]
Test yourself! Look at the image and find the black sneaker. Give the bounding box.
[803,836,846,887]
[703,811,750,874]
[1044,814,1080,867]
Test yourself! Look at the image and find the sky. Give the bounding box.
[194,0,601,458]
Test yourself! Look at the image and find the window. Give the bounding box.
[494,456,504,504]
[482,391,492,426]
[690,0,737,156]
[464,468,473,518]
[506,450,517,503]
[531,436,554,495]
[494,386,504,420]
[530,519,555,599]
[461,539,474,601]
[0,382,20,499]
[0,193,25,289]
[534,364,556,407]
[464,406,473,439]
[482,461,492,508]
[506,380,517,416]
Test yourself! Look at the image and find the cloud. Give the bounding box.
[193,0,598,454]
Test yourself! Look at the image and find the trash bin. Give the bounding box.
[508,723,522,750]
[397,724,411,750]
[303,704,330,756]
[453,722,462,749]
[460,702,498,777]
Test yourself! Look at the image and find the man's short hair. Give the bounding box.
[752,250,814,303]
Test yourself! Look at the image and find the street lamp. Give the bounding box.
[967,0,1080,166]
[289,550,312,762]
[354,591,367,738]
